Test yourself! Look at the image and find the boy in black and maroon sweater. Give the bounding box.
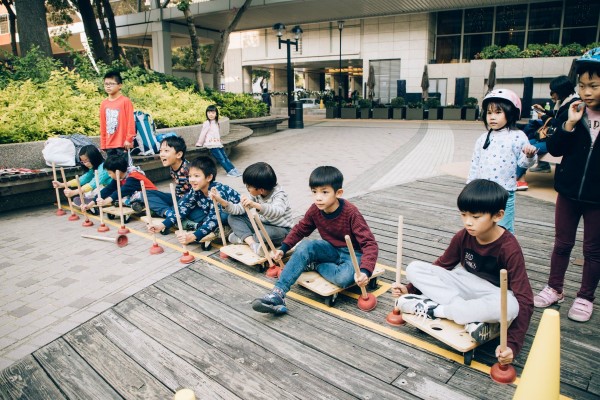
[252,166,379,315]
[392,179,533,365]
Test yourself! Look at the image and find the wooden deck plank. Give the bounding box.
[33,338,123,400]
[447,366,515,399]
[394,368,478,400]
[0,355,65,400]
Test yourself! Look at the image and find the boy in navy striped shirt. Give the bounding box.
[252,166,379,315]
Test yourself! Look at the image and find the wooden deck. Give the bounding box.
[1,176,599,399]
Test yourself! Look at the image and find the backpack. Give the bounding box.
[42,137,76,167]
[59,134,96,163]
[134,111,160,155]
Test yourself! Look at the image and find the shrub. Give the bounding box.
[205,90,267,119]
[358,99,372,108]
[425,98,441,108]
[407,101,423,109]
[465,97,478,108]
[390,97,405,108]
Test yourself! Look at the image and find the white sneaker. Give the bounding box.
[395,294,438,319]
[228,232,244,244]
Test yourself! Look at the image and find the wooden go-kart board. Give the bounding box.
[297,265,385,307]
[103,205,136,222]
[220,244,267,267]
[140,215,216,244]
[402,314,499,365]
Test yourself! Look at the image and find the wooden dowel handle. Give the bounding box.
[211,196,227,245]
[396,215,403,284]
[345,235,368,299]
[244,207,275,266]
[252,210,285,268]
[115,170,125,226]
[500,269,508,351]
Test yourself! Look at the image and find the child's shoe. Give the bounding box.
[395,294,438,319]
[568,297,593,322]
[227,168,243,177]
[228,232,244,244]
[516,181,529,191]
[530,162,551,173]
[130,201,145,213]
[252,289,287,315]
[533,285,565,307]
[464,322,500,343]
[250,242,265,256]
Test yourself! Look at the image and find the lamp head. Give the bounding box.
[291,25,303,40]
[338,20,344,30]
[273,23,285,38]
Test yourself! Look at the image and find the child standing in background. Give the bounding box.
[100,71,136,157]
[196,105,242,177]
[467,88,538,234]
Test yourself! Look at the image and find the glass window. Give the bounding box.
[436,36,461,64]
[463,34,492,61]
[495,31,525,48]
[527,30,560,46]
[496,5,527,32]
[437,10,463,35]
[370,59,401,104]
[564,0,600,27]
[529,2,562,30]
[0,14,8,35]
[464,8,493,34]
[562,28,598,46]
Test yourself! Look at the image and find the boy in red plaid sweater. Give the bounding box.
[252,166,379,314]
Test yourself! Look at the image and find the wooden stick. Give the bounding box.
[345,235,369,300]
[499,269,508,352]
[60,167,76,216]
[244,207,275,266]
[250,208,285,269]
[75,175,90,221]
[115,170,125,227]
[94,169,106,225]
[51,162,63,211]
[394,215,404,311]
[140,180,159,246]
[170,183,189,252]
[211,196,227,245]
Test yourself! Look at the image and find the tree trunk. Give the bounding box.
[212,0,253,90]
[14,0,53,57]
[94,0,110,51]
[75,0,110,64]
[101,0,122,61]
[179,3,204,91]
[0,0,18,56]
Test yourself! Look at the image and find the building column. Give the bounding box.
[150,22,172,75]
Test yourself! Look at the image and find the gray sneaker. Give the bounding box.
[530,162,551,173]
[252,290,287,315]
[465,322,500,343]
[228,232,244,244]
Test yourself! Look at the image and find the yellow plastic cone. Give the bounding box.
[513,309,560,399]
[173,388,196,400]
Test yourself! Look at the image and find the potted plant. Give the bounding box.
[340,102,359,119]
[442,103,462,120]
[390,97,405,119]
[325,100,338,119]
[358,99,372,119]
[372,102,390,119]
[406,101,424,120]
[463,97,479,120]
[425,98,441,120]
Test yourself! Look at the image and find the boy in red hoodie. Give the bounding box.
[100,71,136,157]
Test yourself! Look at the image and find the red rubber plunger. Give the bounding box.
[56,208,67,216]
[69,213,80,221]
[97,223,109,232]
[180,251,195,264]
[219,251,229,259]
[265,265,281,278]
[386,308,405,326]
[490,269,516,384]
[490,363,516,384]
[82,218,94,227]
[357,293,378,311]
[118,225,130,235]
[345,235,377,312]
[116,234,128,248]
[149,242,164,255]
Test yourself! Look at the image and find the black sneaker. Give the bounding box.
[130,201,145,213]
[465,322,500,343]
[252,290,287,315]
[395,294,438,319]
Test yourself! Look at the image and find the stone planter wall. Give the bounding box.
[360,108,371,119]
[406,108,423,120]
[392,108,405,120]
[373,108,391,119]
[442,108,462,120]
[341,108,359,119]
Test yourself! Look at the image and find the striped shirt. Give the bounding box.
[224,184,293,229]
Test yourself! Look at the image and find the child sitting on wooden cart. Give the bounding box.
[392,179,533,365]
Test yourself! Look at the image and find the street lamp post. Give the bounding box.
[273,23,303,128]
[337,21,344,118]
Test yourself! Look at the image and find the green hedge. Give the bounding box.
[476,42,600,59]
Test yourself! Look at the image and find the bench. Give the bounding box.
[229,116,288,136]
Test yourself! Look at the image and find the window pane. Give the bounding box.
[463,34,492,61]
[464,8,493,33]
[562,28,599,46]
[437,10,462,35]
[529,2,562,30]
[496,5,527,32]
[564,0,600,27]
[0,15,7,35]
[527,30,560,46]
[436,36,461,63]
[495,31,525,48]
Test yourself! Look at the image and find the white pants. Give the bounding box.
[406,261,519,324]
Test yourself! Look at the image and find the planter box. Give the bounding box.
[373,108,391,119]
[406,108,423,120]
[341,108,359,119]
[360,108,371,119]
[427,108,440,120]
[442,108,462,120]
[392,107,405,120]
[326,107,339,119]
[464,108,478,121]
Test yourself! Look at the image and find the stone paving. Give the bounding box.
[0,118,556,370]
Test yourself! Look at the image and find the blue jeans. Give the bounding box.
[516,139,548,178]
[146,190,204,220]
[209,147,235,173]
[498,190,515,234]
[275,239,361,294]
[228,214,290,245]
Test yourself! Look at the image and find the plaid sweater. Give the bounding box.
[280,199,378,275]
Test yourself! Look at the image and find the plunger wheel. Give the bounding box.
[97,224,109,232]
[357,293,378,312]
[149,243,164,255]
[180,251,195,264]
[490,363,516,384]
[118,226,130,235]
[56,209,67,216]
[386,308,405,326]
[82,219,94,227]
[116,235,129,248]
[68,214,80,221]
[265,265,281,278]
[219,251,229,259]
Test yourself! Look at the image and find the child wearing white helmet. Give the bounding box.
[467,88,538,234]
[533,47,600,323]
